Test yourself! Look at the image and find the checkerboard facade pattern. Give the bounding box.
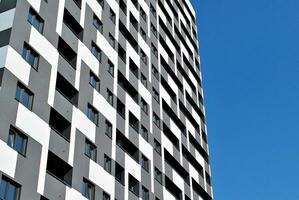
[0,0,213,199]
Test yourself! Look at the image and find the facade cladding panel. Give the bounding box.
[0,0,213,199]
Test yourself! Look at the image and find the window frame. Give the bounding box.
[108,33,116,49]
[108,60,114,76]
[91,42,102,62]
[154,139,161,155]
[84,139,97,162]
[141,73,147,88]
[93,14,103,33]
[89,71,100,92]
[22,43,39,69]
[154,167,162,184]
[107,89,114,105]
[104,154,112,174]
[27,7,44,33]
[87,103,99,125]
[141,154,149,172]
[0,176,21,200]
[15,82,34,110]
[81,178,95,200]
[141,126,148,142]
[141,98,148,115]
[7,126,28,156]
[109,9,116,24]
[142,186,149,200]
[105,120,113,139]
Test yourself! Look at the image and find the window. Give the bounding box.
[116,130,139,162]
[27,7,44,32]
[84,139,97,161]
[7,126,28,156]
[56,73,79,106]
[91,42,102,62]
[109,9,116,24]
[129,59,138,78]
[47,151,73,186]
[129,112,139,133]
[140,28,146,41]
[141,73,147,88]
[97,0,104,8]
[105,120,112,138]
[117,99,125,119]
[151,43,158,58]
[15,82,34,109]
[140,8,146,21]
[49,108,71,141]
[73,0,82,7]
[58,37,77,68]
[154,167,162,183]
[150,4,156,18]
[131,0,138,8]
[103,192,110,200]
[118,44,126,63]
[202,131,207,143]
[128,175,139,196]
[109,33,115,48]
[154,139,161,155]
[141,126,148,142]
[108,60,114,76]
[140,49,147,65]
[153,113,160,129]
[130,13,138,30]
[0,176,21,200]
[152,65,159,80]
[82,178,95,200]
[205,172,211,186]
[119,0,127,14]
[93,14,103,33]
[89,71,100,92]
[141,155,149,172]
[141,98,148,114]
[152,88,159,103]
[142,186,149,200]
[104,154,112,173]
[107,89,114,105]
[150,23,157,38]
[87,104,99,125]
[22,43,39,69]
[63,9,83,40]
[115,162,124,184]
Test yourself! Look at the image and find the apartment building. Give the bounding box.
[0,0,213,199]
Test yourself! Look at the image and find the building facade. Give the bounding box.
[0,0,213,199]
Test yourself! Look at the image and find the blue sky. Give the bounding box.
[191,0,299,199]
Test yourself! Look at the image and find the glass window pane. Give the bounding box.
[33,18,40,30]
[27,12,33,23]
[15,86,21,102]
[21,92,30,108]
[7,131,15,148]
[84,143,90,157]
[0,179,7,199]
[22,47,27,60]
[88,185,93,199]
[15,134,24,153]
[6,183,17,200]
[82,182,87,197]
[28,53,35,66]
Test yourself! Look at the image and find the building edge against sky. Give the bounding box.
[0,0,213,200]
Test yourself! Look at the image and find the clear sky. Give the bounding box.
[191,0,299,199]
